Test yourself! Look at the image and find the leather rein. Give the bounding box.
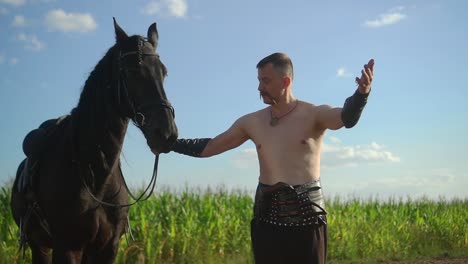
[84,155,160,208]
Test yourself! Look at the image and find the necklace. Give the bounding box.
[269,100,299,126]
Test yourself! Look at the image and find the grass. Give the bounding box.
[327,196,467,262]
[0,185,466,264]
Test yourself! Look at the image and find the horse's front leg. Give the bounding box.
[51,248,84,264]
[30,243,51,264]
[86,247,119,264]
[84,235,121,264]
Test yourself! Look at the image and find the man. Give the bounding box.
[170,53,374,263]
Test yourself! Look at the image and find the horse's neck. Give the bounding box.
[72,49,130,188]
[73,91,129,181]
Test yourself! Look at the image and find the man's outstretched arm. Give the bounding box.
[171,117,250,157]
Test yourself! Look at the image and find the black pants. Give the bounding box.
[250,218,327,264]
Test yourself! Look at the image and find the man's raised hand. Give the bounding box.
[355,59,374,94]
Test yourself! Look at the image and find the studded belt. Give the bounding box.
[254,180,327,227]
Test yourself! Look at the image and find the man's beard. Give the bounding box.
[260,92,277,105]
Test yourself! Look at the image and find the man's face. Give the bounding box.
[257,63,284,105]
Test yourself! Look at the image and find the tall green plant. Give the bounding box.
[1,185,466,264]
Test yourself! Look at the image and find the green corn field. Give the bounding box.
[0,185,466,264]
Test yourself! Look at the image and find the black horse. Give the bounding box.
[10,19,178,263]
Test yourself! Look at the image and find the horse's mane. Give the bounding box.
[69,37,137,153]
[72,44,118,118]
[72,35,143,113]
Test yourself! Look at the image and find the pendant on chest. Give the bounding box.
[270,116,279,126]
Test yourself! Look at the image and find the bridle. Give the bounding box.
[83,38,175,208]
[117,40,175,127]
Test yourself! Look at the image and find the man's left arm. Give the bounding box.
[316,59,374,130]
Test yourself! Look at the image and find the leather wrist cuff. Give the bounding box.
[171,138,211,157]
[341,89,369,128]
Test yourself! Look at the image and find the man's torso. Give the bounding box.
[243,101,326,185]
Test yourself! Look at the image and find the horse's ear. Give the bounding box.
[113,17,128,43]
[147,22,159,50]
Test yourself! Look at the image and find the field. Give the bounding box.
[0,185,467,263]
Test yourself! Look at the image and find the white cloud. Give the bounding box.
[364,7,407,28]
[143,2,161,15]
[328,136,341,144]
[0,0,25,7]
[142,0,188,18]
[231,148,258,169]
[390,6,405,12]
[322,138,400,168]
[336,67,352,78]
[167,0,187,17]
[377,170,456,189]
[324,168,466,200]
[44,9,97,33]
[16,33,45,51]
[370,169,467,199]
[12,15,27,27]
[229,138,399,171]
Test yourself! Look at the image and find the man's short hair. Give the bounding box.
[257,52,294,79]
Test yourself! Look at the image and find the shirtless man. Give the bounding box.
[170,53,374,263]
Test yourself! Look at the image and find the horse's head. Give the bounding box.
[113,19,178,154]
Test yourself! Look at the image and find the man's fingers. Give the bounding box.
[355,77,361,86]
[355,59,374,89]
[361,69,370,85]
[365,66,373,81]
[367,60,374,82]
[368,59,375,71]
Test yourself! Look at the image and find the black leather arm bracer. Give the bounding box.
[171,138,211,157]
[341,89,370,128]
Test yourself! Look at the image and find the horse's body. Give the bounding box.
[10,19,178,263]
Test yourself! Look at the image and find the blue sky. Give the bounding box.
[1,0,467,200]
